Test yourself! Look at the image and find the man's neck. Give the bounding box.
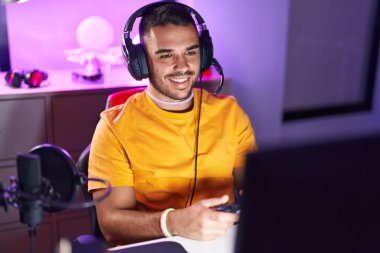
[147,87,194,112]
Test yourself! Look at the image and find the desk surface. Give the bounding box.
[108,225,237,253]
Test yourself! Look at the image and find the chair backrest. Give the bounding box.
[76,87,146,242]
[76,144,103,240]
[105,87,146,109]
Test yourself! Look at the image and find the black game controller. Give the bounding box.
[214,203,240,213]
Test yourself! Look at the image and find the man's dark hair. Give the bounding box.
[139,3,197,40]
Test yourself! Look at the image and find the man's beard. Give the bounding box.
[149,70,197,101]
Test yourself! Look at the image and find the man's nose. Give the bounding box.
[173,55,189,71]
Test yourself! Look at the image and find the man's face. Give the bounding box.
[143,24,201,102]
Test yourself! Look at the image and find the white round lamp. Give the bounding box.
[76,16,114,52]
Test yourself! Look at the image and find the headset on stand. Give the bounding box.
[121,1,224,96]
[5,69,48,88]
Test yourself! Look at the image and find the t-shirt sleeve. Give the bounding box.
[88,115,134,192]
[233,103,258,170]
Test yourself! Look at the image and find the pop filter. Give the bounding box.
[30,144,79,212]
[28,144,111,212]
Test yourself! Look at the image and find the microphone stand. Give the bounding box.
[16,153,44,253]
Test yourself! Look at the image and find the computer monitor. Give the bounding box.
[0,5,11,72]
[235,134,380,253]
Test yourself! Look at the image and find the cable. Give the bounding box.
[189,73,203,206]
[41,176,111,210]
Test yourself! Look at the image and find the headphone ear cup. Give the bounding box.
[24,70,48,88]
[134,44,149,79]
[5,70,23,88]
[199,31,214,72]
[122,38,149,80]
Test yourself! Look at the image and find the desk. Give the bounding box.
[109,225,237,253]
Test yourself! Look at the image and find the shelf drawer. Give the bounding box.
[0,98,47,160]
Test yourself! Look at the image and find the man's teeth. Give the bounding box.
[168,77,188,83]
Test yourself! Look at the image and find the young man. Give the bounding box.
[88,2,257,245]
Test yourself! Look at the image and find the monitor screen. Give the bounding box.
[235,134,380,253]
[0,5,11,72]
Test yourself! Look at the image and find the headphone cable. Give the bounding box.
[189,73,203,206]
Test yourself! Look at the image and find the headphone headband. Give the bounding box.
[123,1,207,39]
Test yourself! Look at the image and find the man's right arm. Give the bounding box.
[93,187,238,246]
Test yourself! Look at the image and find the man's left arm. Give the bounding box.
[232,105,258,192]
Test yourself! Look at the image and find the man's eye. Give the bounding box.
[187,51,197,56]
[160,54,172,59]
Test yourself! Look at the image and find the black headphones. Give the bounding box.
[121,1,214,81]
[5,69,48,88]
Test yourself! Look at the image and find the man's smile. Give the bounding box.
[167,76,189,83]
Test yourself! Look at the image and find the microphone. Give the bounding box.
[0,145,112,253]
[211,58,224,96]
[16,153,43,228]
[0,145,111,213]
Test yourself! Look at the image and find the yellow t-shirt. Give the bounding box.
[88,89,257,211]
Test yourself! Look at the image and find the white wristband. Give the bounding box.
[160,208,175,238]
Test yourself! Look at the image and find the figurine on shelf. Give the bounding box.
[64,16,124,84]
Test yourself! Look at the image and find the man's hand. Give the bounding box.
[166,195,238,241]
